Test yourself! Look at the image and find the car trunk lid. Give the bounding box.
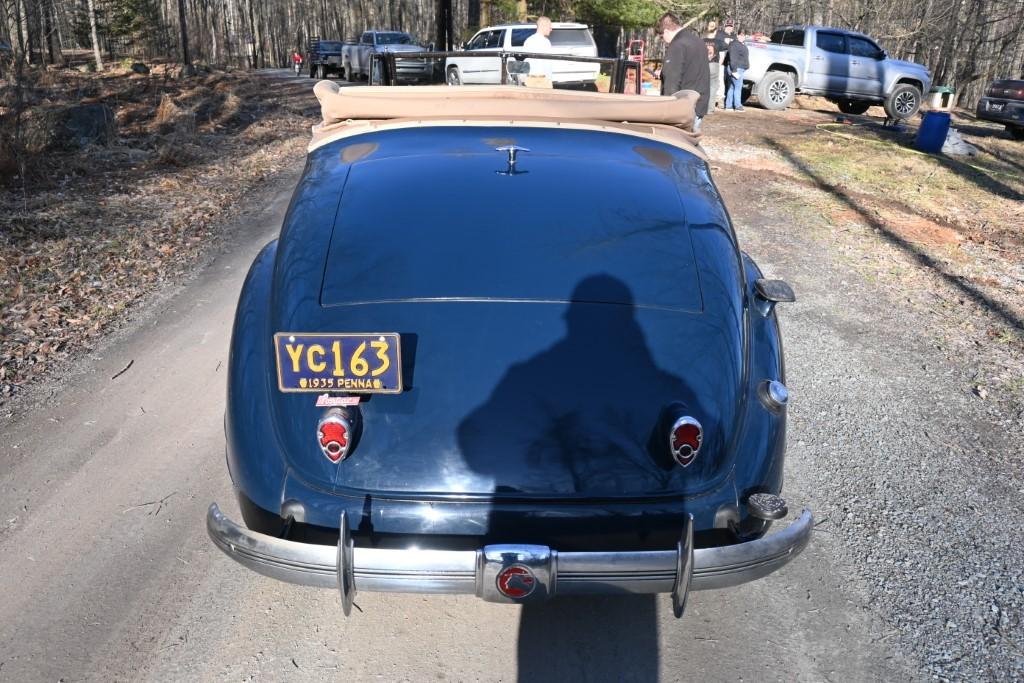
[271,139,743,499]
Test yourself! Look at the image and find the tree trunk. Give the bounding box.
[177,0,191,67]
[24,0,37,64]
[42,0,56,64]
[86,0,103,70]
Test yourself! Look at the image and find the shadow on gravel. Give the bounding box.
[967,141,1024,175]
[931,154,1024,203]
[854,123,1024,203]
[764,136,1024,332]
[517,595,658,682]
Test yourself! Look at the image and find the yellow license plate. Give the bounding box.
[274,333,402,393]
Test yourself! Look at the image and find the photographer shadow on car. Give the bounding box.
[457,274,712,679]
[457,273,712,499]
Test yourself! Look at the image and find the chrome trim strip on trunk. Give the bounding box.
[207,504,812,603]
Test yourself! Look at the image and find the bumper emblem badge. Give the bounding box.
[496,564,537,599]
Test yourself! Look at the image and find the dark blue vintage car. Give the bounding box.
[207,83,812,617]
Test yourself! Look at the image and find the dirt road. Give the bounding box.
[1,74,1020,681]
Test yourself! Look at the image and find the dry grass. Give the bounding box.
[781,122,1024,255]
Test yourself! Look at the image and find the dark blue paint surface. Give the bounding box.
[225,125,788,548]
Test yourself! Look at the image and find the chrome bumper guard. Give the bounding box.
[207,503,812,618]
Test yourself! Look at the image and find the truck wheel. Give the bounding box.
[308,64,317,79]
[756,71,795,110]
[446,67,461,86]
[884,84,922,119]
[837,99,871,115]
[1008,125,1024,141]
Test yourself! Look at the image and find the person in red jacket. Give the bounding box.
[292,51,303,75]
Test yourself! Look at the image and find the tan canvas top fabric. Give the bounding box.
[310,82,704,157]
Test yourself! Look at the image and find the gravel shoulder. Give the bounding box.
[703,102,1024,679]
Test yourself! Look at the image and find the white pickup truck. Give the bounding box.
[744,25,931,119]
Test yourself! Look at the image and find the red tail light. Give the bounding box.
[318,409,353,463]
[669,416,703,467]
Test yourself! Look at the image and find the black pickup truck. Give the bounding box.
[307,37,344,79]
[976,79,1024,140]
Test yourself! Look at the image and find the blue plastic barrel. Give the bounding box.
[915,111,951,153]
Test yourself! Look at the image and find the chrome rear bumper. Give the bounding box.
[207,503,812,617]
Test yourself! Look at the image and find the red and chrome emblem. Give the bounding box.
[496,564,537,599]
[670,416,703,467]
[317,409,352,463]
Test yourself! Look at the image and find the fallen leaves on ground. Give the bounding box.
[0,67,311,404]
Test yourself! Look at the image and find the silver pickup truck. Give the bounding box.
[744,25,931,119]
[341,31,431,83]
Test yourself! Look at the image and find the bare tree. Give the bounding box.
[177,0,190,67]
[86,0,103,71]
[14,0,1023,105]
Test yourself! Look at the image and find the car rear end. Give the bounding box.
[546,24,600,84]
[976,79,1024,138]
[314,40,343,75]
[209,93,810,614]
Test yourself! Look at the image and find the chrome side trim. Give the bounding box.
[206,504,812,600]
[692,509,814,590]
[207,503,337,588]
[355,547,478,594]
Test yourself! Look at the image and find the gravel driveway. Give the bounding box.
[0,80,1020,681]
[707,105,1024,679]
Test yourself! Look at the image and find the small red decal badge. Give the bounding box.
[316,393,361,408]
[496,565,536,599]
[670,416,703,467]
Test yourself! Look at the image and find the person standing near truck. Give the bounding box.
[292,51,303,76]
[523,15,554,81]
[657,12,710,130]
[714,19,734,108]
[705,38,720,113]
[725,29,749,111]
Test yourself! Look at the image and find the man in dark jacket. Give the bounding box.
[656,12,710,129]
[724,29,750,111]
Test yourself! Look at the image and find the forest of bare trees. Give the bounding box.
[1,0,1023,106]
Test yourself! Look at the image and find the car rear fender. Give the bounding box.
[226,238,286,513]
[733,253,787,499]
[227,152,350,514]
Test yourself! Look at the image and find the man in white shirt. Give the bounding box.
[523,16,552,51]
[522,16,553,82]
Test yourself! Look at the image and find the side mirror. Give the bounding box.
[753,278,795,317]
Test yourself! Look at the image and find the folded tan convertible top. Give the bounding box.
[310,81,704,158]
